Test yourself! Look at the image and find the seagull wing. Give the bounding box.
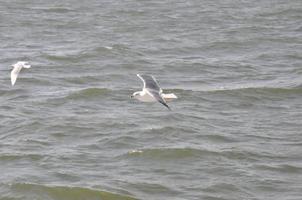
[137,74,162,91]
[146,89,171,110]
[11,67,20,86]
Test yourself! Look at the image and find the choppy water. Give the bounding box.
[1,0,302,199]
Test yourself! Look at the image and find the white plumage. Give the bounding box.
[131,74,178,110]
[11,61,31,86]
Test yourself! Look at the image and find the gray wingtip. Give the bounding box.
[160,101,171,111]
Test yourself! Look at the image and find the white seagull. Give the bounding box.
[131,74,177,110]
[11,61,31,86]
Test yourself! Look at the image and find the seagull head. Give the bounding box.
[130,91,141,99]
[12,61,31,69]
[11,63,18,68]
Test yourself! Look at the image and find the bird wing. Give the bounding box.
[146,89,171,110]
[11,67,20,86]
[137,74,161,92]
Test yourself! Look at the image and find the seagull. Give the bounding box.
[10,61,31,86]
[131,74,177,110]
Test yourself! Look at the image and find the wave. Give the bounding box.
[31,7,76,13]
[168,83,302,95]
[0,88,25,97]
[4,183,137,200]
[209,86,302,95]
[42,52,91,62]
[125,147,220,160]
[202,182,252,200]
[259,7,302,18]
[254,164,302,174]
[0,153,43,162]
[66,88,111,100]
[123,146,291,163]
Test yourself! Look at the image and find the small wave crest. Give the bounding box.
[177,82,302,96]
[208,86,302,95]
[31,7,76,13]
[0,153,43,161]
[126,147,219,160]
[254,164,302,174]
[66,88,111,100]
[5,183,137,200]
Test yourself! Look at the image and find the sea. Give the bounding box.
[0,0,302,199]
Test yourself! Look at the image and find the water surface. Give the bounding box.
[1,0,302,199]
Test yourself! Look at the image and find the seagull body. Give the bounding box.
[131,74,177,110]
[133,89,177,103]
[133,89,157,102]
[11,61,31,86]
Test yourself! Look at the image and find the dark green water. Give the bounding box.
[1,0,302,199]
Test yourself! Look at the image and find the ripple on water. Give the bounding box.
[254,164,302,174]
[0,153,43,162]
[65,88,111,100]
[125,147,220,160]
[2,183,137,200]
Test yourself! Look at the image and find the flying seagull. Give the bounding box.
[11,61,31,86]
[131,74,177,110]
